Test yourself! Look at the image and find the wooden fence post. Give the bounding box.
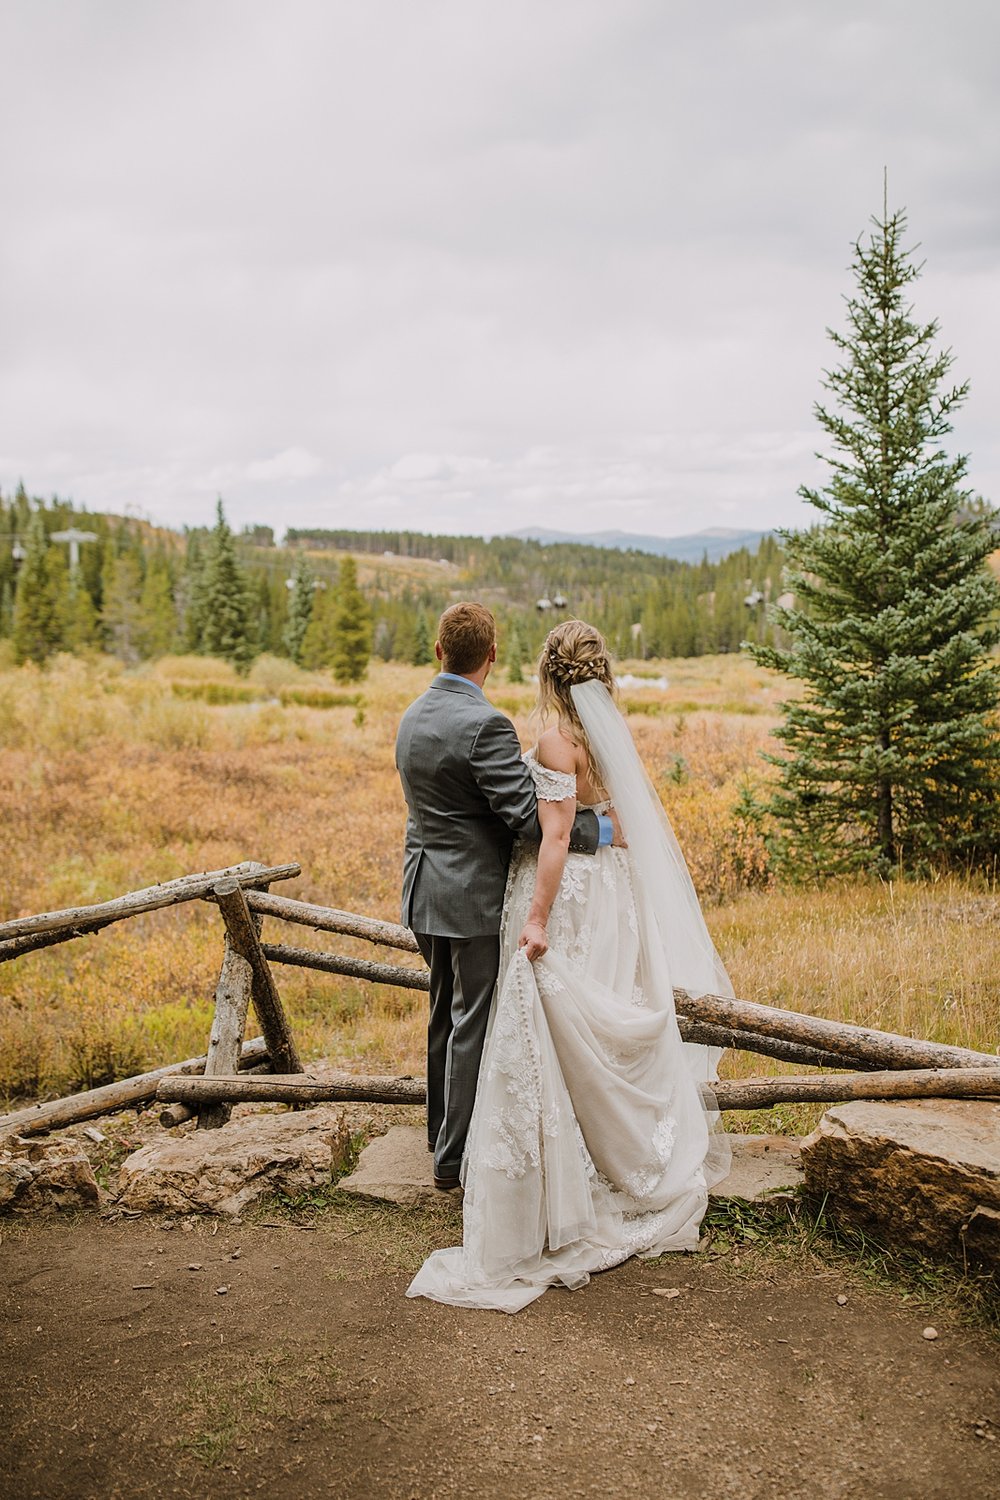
[213,879,302,1075]
[197,939,254,1130]
[196,877,274,1129]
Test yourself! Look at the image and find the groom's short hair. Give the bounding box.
[437,602,496,675]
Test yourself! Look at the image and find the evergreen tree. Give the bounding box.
[267,573,290,654]
[101,553,145,663]
[372,617,395,661]
[748,204,1000,876]
[0,577,13,639]
[180,530,210,653]
[11,509,57,664]
[505,620,525,682]
[330,556,372,683]
[200,500,255,673]
[51,548,100,653]
[44,546,72,655]
[284,553,315,663]
[61,581,101,653]
[300,584,337,670]
[137,557,178,657]
[410,611,433,666]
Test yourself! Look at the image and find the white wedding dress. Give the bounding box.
[407,681,733,1313]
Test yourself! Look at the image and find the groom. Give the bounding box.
[395,602,615,1189]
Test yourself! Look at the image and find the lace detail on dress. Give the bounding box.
[559,856,589,907]
[524,753,577,803]
[480,975,541,1179]
[621,1114,678,1201]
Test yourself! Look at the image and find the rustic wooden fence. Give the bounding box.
[1,859,998,1141]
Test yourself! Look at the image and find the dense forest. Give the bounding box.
[0,486,789,675]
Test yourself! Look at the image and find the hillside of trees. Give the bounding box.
[1,487,789,676]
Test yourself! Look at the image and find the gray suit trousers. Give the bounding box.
[414,930,501,1178]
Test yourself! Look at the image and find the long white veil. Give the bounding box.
[570,679,735,1085]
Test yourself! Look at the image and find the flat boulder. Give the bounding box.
[0,1137,99,1214]
[339,1124,440,1207]
[116,1106,352,1216]
[339,1125,804,1209]
[712,1133,803,1204]
[801,1099,1000,1268]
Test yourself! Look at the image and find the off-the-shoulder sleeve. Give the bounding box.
[526,758,577,802]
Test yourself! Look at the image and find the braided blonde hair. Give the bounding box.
[534,619,616,792]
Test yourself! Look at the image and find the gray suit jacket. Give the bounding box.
[395,675,600,938]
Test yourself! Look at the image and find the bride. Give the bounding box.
[407,620,734,1313]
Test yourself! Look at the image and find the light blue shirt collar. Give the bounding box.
[436,672,485,695]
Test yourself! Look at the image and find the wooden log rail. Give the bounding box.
[676,1021,878,1073]
[240,890,420,953]
[710,1067,1000,1112]
[217,888,1000,1080]
[0,1039,270,1140]
[671,989,997,1073]
[0,861,301,964]
[160,1071,427,1108]
[5,876,996,1142]
[263,943,430,991]
[219,900,997,1075]
[158,1065,1000,1114]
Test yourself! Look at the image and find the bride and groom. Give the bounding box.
[395,603,733,1312]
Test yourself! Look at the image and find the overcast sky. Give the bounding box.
[1,1,998,542]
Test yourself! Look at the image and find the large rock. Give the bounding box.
[0,1138,99,1213]
[339,1125,440,1207]
[713,1133,803,1204]
[801,1099,1000,1268]
[339,1125,804,1209]
[117,1106,352,1216]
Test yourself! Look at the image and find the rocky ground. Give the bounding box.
[2,1187,999,1500]
[1,1101,998,1499]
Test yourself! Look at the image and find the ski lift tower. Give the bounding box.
[51,527,99,573]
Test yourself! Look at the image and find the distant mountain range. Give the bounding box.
[507,526,773,564]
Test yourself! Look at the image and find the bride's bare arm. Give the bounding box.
[519,730,583,962]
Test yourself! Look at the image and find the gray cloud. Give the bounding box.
[1,0,997,539]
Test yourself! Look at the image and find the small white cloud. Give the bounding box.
[387,452,492,483]
[390,452,449,482]
[244,447,322,482]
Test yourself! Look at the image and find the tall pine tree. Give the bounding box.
[200,500,255,673]
[12,509,57,664]
[284,552,315,664]
[505,619,525,682]
[330,555,372,683]
[137,556,179,658]
[101,552,145,663]
[181,531,209,653]
[410,612,433,666]
[749,204,1000,876]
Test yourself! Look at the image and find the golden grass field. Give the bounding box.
[1,649,997,1135]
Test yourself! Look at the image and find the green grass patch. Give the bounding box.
[620,697,669,717]
[278,686,363,709]
[176,1346,340,1468]
[170,680,259,705]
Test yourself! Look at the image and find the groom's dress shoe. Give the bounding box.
[433,1172,462,1191]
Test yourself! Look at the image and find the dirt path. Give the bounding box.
[1,1203,998,1500]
